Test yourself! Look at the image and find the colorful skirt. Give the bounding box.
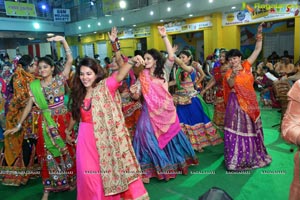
[36,112,76,192]
[213,96,226,130]
[0,138,39,186]
[224,92,272,171]
[122,101,142,140]
[133,103,198,181]
[0,111,40,186]
[77,122,149,200]
[176,96,223,152]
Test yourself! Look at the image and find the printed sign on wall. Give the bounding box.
[53,9,71,22]
[4,1,36,17]
[223,1,300,26]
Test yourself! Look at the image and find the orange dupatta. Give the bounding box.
[4,68,35,166]
[223,60,260,122]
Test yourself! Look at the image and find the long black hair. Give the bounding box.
[69,57,104,121]
[18,55,33,72]
[145,48,165,80]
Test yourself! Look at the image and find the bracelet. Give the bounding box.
[128,60,136,66]
[65,49,72,55]
[161,35,167,39]
[16,123,22,130]
[256,34,263,41]
[65,129,72,136]
[111,40,121,52]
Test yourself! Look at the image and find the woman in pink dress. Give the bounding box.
[68,27,149,200]
[281,79,300,200]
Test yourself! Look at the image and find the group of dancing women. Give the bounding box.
[0,23,273,200]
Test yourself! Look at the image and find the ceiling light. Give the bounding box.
[87,24,91,28]
[109,20,112,24]
[41,5,46,10]
[97,22,101,26]
[133,24,136,27]
[119,0,126,9]
[209,0,213,3]
[33,22,40,29]
[186,2,191,8]
[28,37,35,40]
[189,14,193,17]
[79,34,82,36]
[231,6,236,9]
[78,26,81,30]
[47,33,54,37]
[160,19,164,22]
[90,0,96,6]
[167,7,171,12]
[150,11,154,15]
[121,17,124,21]
[94,32,97,34]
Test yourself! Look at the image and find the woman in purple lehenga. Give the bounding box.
[223,23,271,171]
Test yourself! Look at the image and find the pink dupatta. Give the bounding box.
[139,70,181,149]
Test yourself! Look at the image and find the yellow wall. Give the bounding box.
[222,25,240,50]
[147,24,168,51]
[211,13,223,51]
[65,14,299,62]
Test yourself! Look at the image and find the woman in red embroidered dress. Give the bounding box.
[201,50,230,130]
[4,36,76,200]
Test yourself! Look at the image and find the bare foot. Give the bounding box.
[41,191,49,200]
[142,178,150,184]
[70,185,76,191]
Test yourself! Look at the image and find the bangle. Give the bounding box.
[256,34,263,41]
[65,49,72,55]
[65,48,72,55]
[128,60,136,66]
[65,129,72,136]
[16,123,22,130]
[161,35,167,39]
[111,38,121,52]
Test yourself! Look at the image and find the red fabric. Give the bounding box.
[0,78,6,93]
[35,44,40,57]
[28,45,33,58]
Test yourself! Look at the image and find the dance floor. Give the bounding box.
[0,103,294,200]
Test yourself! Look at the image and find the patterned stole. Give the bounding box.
[139,70,178,138]
[92,80,140,196]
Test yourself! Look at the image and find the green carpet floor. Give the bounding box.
[0,104,294,200]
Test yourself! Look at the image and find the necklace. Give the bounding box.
[41,78,53,87]
[81,98,92,111]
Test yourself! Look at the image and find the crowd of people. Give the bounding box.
[0,23,299,200]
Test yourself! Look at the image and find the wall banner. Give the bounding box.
[222,1,300,26]
[165,21,213,33]
[118,26,151,39]
[4,1,36,17]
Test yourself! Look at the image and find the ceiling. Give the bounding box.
[0,0,270,42]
